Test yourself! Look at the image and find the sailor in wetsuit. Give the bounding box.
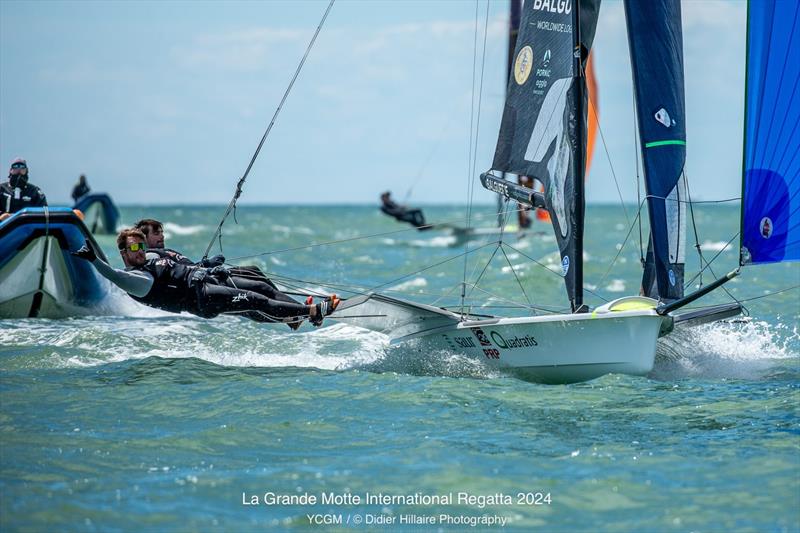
[72,228,339,329]
[379,191,428,230]
[71,174,90,202]
[0,158,47,221]
[133,218,310,326]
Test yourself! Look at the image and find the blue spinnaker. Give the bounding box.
[741,0,800,264]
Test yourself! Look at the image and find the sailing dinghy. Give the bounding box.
[336,0,797,384]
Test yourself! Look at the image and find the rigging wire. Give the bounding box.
[224,203,535,262]
[202,0,336,260]
[631,94,645,265]
[587,79,631,228]
[461,0,491,319]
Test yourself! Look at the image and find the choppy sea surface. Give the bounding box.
[1,204,798,532]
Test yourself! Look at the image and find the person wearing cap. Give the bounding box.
[71,174,90,202]
[0,158,47,221]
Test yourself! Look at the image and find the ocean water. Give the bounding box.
[1,204,798,532]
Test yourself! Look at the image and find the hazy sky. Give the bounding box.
[0,0,745,206]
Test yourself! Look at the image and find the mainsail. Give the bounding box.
[624,0,687,302]
[487,0,600,311]
[740,0,800,265]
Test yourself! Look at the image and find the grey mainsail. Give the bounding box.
[484,0,600,311]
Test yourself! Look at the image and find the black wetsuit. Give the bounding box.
[130,257,196,313]
[147,247,193,265]
[130,257,308,322]
[1,181,47,215]
[380,199,427,228]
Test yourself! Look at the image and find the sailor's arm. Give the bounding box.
[90,257,154,297]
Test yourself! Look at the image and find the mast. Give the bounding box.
[571,0,586,311]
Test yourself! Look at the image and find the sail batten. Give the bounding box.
[741,0,800,265]
[624,0,687,302]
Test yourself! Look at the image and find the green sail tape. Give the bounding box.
[644,140,686,148]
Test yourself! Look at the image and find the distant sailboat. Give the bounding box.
[73,193,121,235]
[382,0,531,245]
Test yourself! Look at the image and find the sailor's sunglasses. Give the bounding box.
[9,166,27,175]
[125,242,147,252]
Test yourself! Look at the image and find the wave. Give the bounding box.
[700,240,734,253]
[652,318,799,380]
[162,222,207,236]
[388,277,427,292]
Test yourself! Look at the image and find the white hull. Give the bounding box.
[338,294,669,384]
[399,311,664,383]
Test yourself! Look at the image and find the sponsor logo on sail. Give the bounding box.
[515,46,534,85]
[490,331,538,349]
[531,0,572,14]
[472,328,492,347]
[760,217,773,238]
[668,269,676,286]
[654,107,675,128]
[561,255,570,276]
[536,50,552,79]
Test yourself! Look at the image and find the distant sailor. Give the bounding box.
[72,228,339,329]
[379,191,429,230]
[0,158,47,221]
[71,174,91,202]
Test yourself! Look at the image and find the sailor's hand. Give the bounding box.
[208,265,230,279]
[0,213,10,222]
[71,240,97,262]
[200,254,226,267]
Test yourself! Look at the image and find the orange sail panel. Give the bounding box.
[585,51,598,178]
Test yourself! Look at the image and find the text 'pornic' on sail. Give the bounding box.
[625,0,687,303]
[479,0,600,312]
